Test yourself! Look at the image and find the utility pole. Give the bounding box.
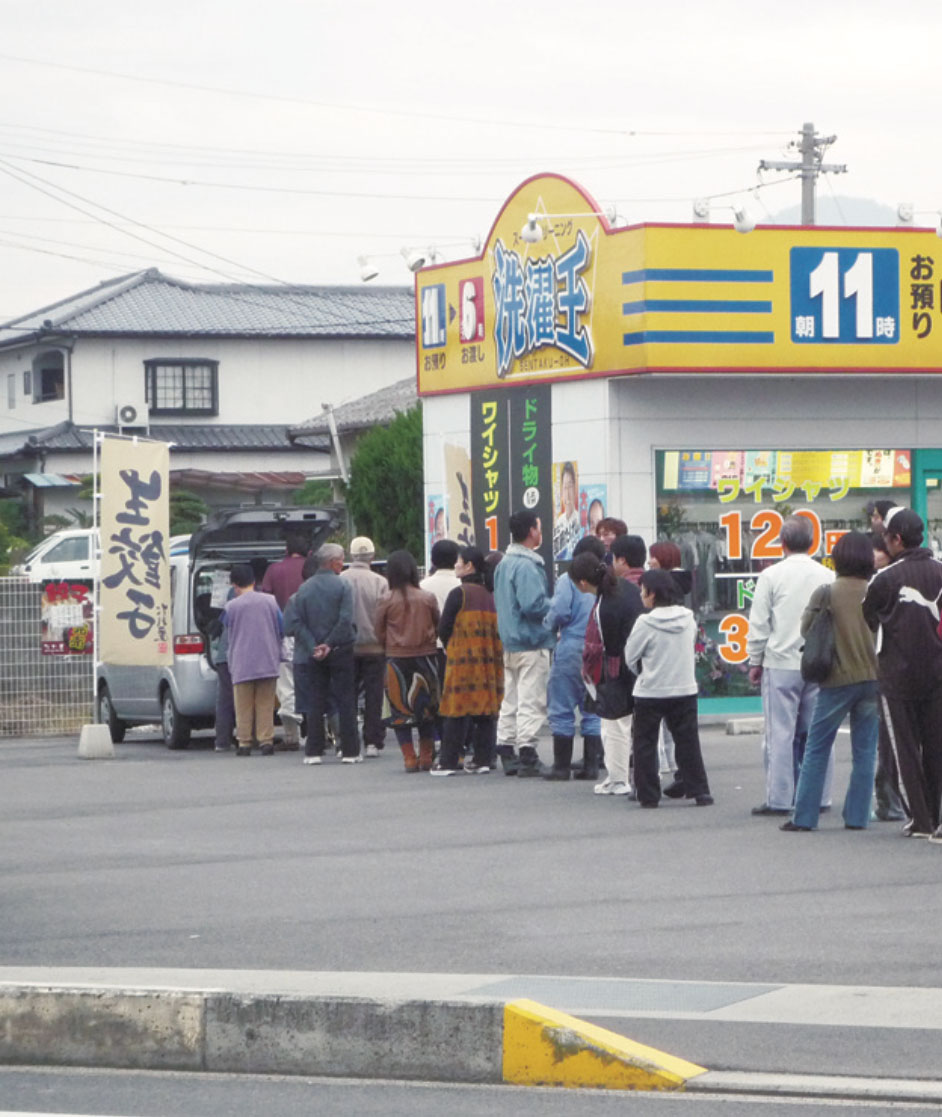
[758,122,847,225]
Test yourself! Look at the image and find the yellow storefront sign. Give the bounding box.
[416,173,942,395]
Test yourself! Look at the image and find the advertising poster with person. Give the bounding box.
[552,460,582,560]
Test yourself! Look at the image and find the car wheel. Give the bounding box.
[97,684,127,744]
[161,687,191,750]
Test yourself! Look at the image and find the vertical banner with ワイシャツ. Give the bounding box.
[99,437,172,666]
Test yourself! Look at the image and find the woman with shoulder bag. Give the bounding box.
[781,531,879,832]
[571,551,643,797]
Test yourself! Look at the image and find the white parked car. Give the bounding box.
[12,528,98,583]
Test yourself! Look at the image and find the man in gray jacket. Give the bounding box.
[340,537,389,757]
[493,510,554,776]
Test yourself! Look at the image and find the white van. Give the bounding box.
[12,528,98,583]
[95,507,336,748]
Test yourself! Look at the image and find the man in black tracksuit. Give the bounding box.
[863,509,942,839]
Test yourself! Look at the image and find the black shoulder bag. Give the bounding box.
[800,585,835,684]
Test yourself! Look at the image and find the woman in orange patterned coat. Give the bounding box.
[433,546,505,775]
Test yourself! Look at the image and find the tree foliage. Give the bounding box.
[346,405,423,558]
[169,488,210,536]
[291,478,334,506]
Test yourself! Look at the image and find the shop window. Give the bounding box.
[144,359,218,415]
[656,449,912,699]
[32,350,65,403]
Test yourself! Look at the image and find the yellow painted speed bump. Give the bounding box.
[502,998,707,1091]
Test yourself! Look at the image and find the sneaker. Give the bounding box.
[464,761,490,774]
[365,744,380,758]
[260,744,274,756]
[929,825,942,844]
[610,782,631,796]
[594,777,615,795]
[341,755,363,764]
[902,820,930,838]
[302,756,322,766]
[430,764,459,776]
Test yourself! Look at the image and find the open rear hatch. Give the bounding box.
[189,507,338,653]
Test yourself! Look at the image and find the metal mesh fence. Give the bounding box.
[0,577,94,737]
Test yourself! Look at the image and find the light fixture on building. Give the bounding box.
[519,207,620,245]
[358,256,379,282]
[694,201,756,234]
[897,203,942,237]
[401,247,428,272]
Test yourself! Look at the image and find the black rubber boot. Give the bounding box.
[573,734,602,780]
[544,734,573,780]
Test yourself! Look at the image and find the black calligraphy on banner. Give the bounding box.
[103,469,168,642]
[100,438,172,667]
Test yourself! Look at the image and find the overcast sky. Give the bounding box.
[0,0,937,319]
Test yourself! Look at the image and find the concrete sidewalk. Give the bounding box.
[3,968,942,1101]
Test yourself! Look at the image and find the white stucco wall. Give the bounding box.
[423,372,942,552]
[0,335,414,433]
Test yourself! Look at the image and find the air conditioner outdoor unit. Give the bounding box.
[115,398,149,431]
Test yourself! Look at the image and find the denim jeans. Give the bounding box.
[792,680,879,830]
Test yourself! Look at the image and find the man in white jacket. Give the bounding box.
[746,516,834,815]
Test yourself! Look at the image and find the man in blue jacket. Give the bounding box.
[284,543,358,765]
[493,510,555,776]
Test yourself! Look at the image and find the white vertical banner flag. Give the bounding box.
[99,437,173,666]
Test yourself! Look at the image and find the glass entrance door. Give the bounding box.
[912,449,942,554]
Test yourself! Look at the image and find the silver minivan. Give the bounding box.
[95,507,336,748]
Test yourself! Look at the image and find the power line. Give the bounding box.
[0,52,798,141]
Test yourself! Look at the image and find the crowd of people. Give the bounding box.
[214,500,942,841]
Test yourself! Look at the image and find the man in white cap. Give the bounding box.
[340,537,390,756]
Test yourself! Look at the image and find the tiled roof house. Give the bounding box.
[0,269,416,527]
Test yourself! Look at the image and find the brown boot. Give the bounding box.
[400,741,419,772]
[418,737,435,771]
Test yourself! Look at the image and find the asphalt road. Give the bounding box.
[2,725,942,1085]
[4,1067,942,1117]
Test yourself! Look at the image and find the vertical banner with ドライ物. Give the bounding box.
[99,437,172,666]
[471,384,553,578]
[508,384,553,583]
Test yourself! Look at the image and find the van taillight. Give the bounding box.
[174,634,204,655]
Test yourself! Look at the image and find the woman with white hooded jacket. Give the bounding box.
[624,568,713,808]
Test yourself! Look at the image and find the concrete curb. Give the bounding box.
[0,980,700,1091]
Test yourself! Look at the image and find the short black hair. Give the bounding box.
[611,533,647,568]
[458,545,486,574]
[573,534,606,560]
[885,508,924,549]
[508,509,539,543]
[430,539,459,570]
[832,531,875,579]
[230,563,255,588]
[866,498,897,520]
[284,530,309,557]
[640,567,681,606]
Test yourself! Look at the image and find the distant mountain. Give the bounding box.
[769,196,902,227]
